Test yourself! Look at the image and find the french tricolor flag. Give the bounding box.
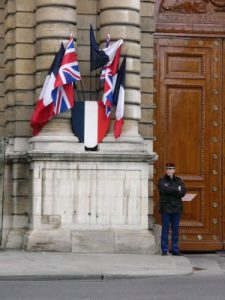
[30,43,65,136]
[71,101,110,148]
[90,24,123,71]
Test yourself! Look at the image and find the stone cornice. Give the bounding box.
[6,151,158,164]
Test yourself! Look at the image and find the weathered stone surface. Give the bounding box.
[100,0,140,11]
[5,15,15,29]
[6,121,32,136]
[77,30,90,45]
[16,0,35,12]
[141,32,153,47]
[126,73,141,89]
[5,30,14,45]
[141,2,154,17]
[14,75,34,90]
[0,8,4,22]
[141,62,153,78]
[25,230,72,251]
[115,230,155,254]
[0,98,5,111]
[100,10,140,26]
[36,0,76,7]
[35,55,56,72]
[13,179,29,196]
[126,58,140,73]
[141,17,155,32]
[125,89,141,105]
[9,91,34,106]
[124,103,141,120]
[100,26,140,42]
[5,0,16,16]
[141,78,153,93]
[72,231,115,253]
[16,12,34,28]
[0,125,5,136]
[35,39,68,55]
[123,42,141,58]
[141,107,154,122]
[77,15,96,29]
[77,0,97,14]
[36,7,76,24]
[14,59,35,74]
[141,93,154,106]
[141,47,153,63]
[15,28,34,43]
[5,61,13,76]
[139,123,154,138]
[36,23,76,39]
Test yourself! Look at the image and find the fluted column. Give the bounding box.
[99,0,142,142]
[34,0,78,138]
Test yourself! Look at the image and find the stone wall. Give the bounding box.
[2,0,35,248]
[140,0,155,228]
[0,1,4,136]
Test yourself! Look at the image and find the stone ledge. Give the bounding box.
[72,230,156,254]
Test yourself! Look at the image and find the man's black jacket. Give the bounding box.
[158,174,186,214]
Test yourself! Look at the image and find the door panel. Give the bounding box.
[154,37,223,251]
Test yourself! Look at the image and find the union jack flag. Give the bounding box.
[55,36,81,87]
[52,84,74,115]
[102,67,113,117]
[102,46,121,117]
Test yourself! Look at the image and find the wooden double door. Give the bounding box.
[154,37,225,251]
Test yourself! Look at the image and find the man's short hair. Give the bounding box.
[165,162,175,169]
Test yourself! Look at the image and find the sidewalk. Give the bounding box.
[0,250,193,280]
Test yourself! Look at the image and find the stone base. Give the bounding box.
[5,229,27,249]
[22,229,155,254]
[24,229,72,252]
[72,229,156,254]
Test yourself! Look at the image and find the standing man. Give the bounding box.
[158,163,186,256]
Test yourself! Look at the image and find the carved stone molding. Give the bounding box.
[155,0,225,34]
[160,0,225,14]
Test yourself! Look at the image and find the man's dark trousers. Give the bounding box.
[161,213,180,254]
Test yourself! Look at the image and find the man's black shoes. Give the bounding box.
[161,252,167,256]
[172,252,182,256]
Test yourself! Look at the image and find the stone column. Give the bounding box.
[25,0,156,253]
[3,0,35,248]
[30,0,80,152]
[99,0,142,146]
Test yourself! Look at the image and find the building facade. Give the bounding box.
[2,0,224,253]
[0,0,157,252]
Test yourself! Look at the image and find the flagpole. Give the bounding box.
[89,71,91,100]
[79,79,86,101]
[74,82,81,101]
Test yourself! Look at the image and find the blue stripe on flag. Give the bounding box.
[71,101,84,142]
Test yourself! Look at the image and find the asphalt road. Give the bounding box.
[0,275,225,300]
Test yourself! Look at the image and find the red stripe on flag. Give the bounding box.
[114,118,124,139]
[30,101,54,136]
[97,100,110,143]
